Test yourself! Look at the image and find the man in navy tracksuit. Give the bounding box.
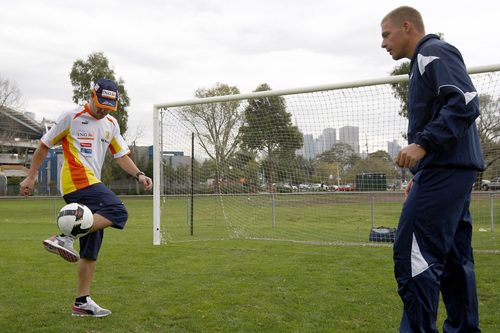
[381,6,483,332]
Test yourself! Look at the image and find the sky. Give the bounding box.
[1,0,499,146]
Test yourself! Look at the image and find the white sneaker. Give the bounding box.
[43,235,79,263]
[72,296,112,317]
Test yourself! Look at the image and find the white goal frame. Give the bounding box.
[152,64,500,245]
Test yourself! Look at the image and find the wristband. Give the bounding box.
[135,171,145,180]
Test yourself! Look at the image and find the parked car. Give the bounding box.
[337,184,353,191]
[482,177,500,191]
[311,183,323,190]
[299,183,311,191]
[274,182,293,193]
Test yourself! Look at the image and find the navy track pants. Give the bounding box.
[394,167,481,333]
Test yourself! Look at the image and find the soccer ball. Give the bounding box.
[57,203,93,238]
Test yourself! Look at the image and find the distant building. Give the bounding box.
[387,139,401,161]
[299,134,315,159]
[162,151,191,169]
[339,126,360,154]
[319,128,337,154]
[0,106,45,167]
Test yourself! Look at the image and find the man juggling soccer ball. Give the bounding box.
[20,79,152,317]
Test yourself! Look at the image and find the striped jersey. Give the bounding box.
[41,104,130,195]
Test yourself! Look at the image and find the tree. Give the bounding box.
[390,61,410,119]
[477,94,500,174]
[316,143,361,185]
[347,150,399,184]
[239,83,303,184]
[0,76,22,109]
[0,76,29,145]
[69,52,130,134]
[179,83,242,190]
[316,143,360,172]
[0,76,21,137]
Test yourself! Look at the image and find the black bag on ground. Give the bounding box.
[369,226,396,243]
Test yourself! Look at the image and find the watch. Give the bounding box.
[135,171,145,180]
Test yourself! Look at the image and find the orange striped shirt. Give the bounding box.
[41,104,129,195]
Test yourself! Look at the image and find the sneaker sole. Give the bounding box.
[43,239,80,263]
[71,312,112,318]
[72,307,112,318]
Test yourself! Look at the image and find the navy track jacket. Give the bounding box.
[407,34,484,175]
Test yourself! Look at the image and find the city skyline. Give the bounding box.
[297,125,404,160]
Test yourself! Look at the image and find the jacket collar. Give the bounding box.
[410,34,441,67]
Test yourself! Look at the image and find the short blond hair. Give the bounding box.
[382,6,425,33]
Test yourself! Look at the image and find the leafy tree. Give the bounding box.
[316,143,361,185]
[239,83,303,184]
[227,149,260,188]
[390,61,410,119]
[294,156,315,185]
[314,161,340,185]
[179,83,241,190]
[69,52,130,134]
[477,94,500,179]
[346,150,398,184]
[317,143,360,172]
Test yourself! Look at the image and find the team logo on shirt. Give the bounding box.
[100,131,111,144]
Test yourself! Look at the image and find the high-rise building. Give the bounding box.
[321,128,337,152]
[302,134,315,159]
[387,139,401,161]
[339,126,360,154]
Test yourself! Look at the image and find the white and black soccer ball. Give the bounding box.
[57,203,93,238]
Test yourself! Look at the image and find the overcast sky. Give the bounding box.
[1,0,499,145]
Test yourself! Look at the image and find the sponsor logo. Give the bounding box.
[101,89,117,100]
[77,131,94,140]
[81,120,89,125]
[80,142,92,148]
[80,148,92,155]
[101,138,110,144]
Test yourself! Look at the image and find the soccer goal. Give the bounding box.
[152,64,500,250]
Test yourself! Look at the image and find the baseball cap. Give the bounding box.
[92,79,119,111]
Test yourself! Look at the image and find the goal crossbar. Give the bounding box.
[154,64,500,109]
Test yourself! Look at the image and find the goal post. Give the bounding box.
[152,64,500,248]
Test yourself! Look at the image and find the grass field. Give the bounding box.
[0,197,499,332]
[161,192,500,250]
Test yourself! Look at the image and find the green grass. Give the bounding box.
[0,197,499,332]
[161,192,500,250]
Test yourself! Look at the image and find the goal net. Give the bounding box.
[152,65,500,250]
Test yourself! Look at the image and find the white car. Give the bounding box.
[483,177,500,191]
[299,183,311,190]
